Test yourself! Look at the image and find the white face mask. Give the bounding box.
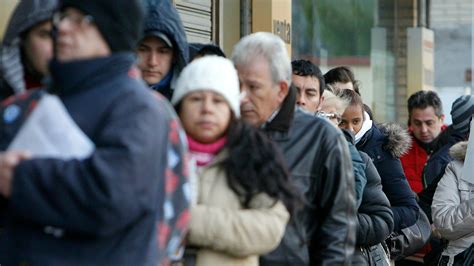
[355,111,373,144]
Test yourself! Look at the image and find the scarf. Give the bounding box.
[187,135,227,167]
[355,111,373,144]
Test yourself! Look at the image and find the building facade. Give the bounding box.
[3,0,466,125]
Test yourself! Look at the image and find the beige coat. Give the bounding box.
[432,141,474,263]
[187,153,290,266]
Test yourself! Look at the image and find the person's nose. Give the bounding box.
[348,124,355,133]
[202,97,213,113]
[296,94,306,106]
[420,123,428,133]
[147,52,158,67]
[57,18,72,35]
[240,87,250,105]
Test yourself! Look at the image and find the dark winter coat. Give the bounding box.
[356,152,394,246]
[352,151,394,265]
[356,123,419,231]
[260,87,357,265]
[142,0,189,99]
[343,127,391,264]
[0,53,173,265]
[0,0,58,100]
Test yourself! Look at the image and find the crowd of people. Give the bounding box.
[0,0,473,265]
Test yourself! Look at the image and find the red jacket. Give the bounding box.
[400,125,448,193]
[400,134,427,193]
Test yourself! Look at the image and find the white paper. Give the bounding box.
[461,117,474,184]
[8,95,95,160]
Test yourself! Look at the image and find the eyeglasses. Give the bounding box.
[52,11,94,28]
[315,111,342,124]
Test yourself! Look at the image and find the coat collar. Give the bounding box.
[263,84,296,133]
[48,53,135,96]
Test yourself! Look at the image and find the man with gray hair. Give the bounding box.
[232,32,356,265]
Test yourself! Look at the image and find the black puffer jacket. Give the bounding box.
[260,87,357,265]
[356,152,394,247]
[356,123,418,232]
[347,127,393,265]
[0,0,58,100]
[142,0,189,98]
[351,155,394,264]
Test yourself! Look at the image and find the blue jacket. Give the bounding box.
[143,0,189,99]
[356,123,419,231]
[0,53,171,265]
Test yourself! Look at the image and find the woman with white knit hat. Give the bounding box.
[171,56,298,266]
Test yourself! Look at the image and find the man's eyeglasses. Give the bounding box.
[52,11,94,28]
[315,111,342,124]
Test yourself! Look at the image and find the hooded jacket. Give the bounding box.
[260,87,357,266]
[142,0,189,99]
[0,53,175,265]
[432,141,474,260]
[0,0,58,100]
[357,123,419,232]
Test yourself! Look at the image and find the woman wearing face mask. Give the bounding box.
[171,56,298,266]
[338,89,418,234]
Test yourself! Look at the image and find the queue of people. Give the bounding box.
[0,0,473,265]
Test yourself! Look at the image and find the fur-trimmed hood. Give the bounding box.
[449,141,468,161]
[378,122,412,158]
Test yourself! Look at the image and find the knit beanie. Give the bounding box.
[451,94,474,134]
[60,0,144,52]
[171,56,240,117]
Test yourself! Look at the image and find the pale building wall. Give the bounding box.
[0,0,19,41]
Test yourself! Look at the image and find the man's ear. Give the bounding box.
[440,114,445,123]
[277,80,289,104]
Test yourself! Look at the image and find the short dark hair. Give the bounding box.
[407,90,443,122]
[197,45,226,58]
[291,59,325,97]
[324,66,361,95]
[189,43,226,61]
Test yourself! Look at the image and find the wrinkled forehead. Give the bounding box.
[235,56,272,81]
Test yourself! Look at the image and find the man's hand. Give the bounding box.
[0,151,31,198]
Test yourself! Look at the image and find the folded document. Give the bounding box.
[8,94,95,159]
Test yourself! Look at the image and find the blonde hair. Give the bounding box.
[320,90,349,116]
